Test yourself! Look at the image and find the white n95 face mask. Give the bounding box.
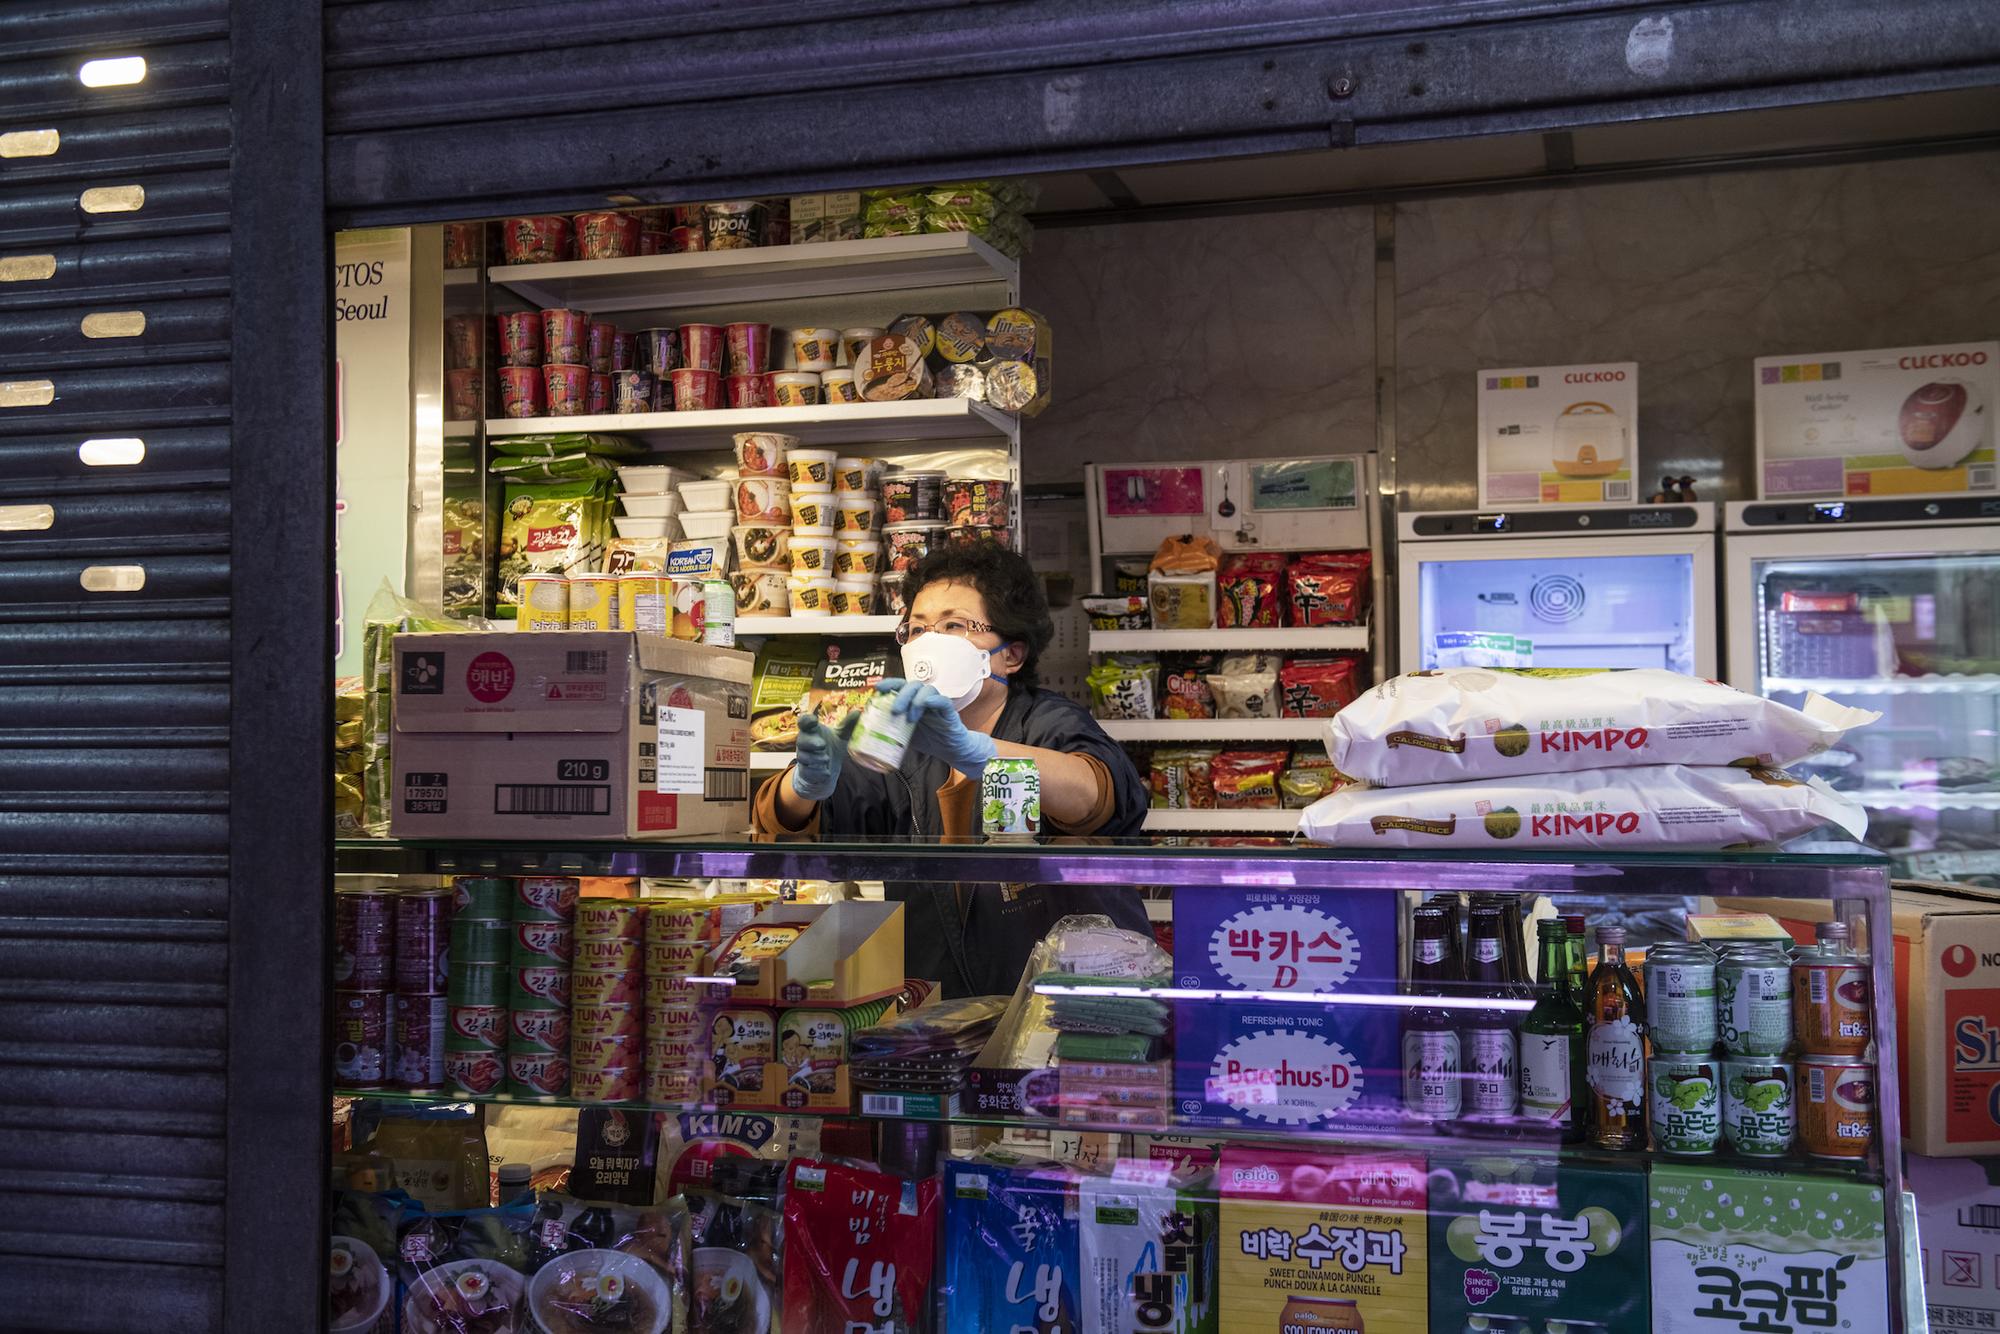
[901,631,996,710]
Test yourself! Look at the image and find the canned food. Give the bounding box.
[515,877,579,921]
[1648,1053,1721,1156]
[644,904,709,943]
[572,1032,643,1072]
[848,689,914,775]
[980,757,1041,839]
[1718,944,1792,1057]
[568,574,620,631]
[513,966,572,1006]
[644,1034,705,1069]
[448,1004,508,1048]
[509,1006,571,1053]
[450,962,507,1010]
[575,899,645,941]
[646,1067,699,1104]
[572,968,644,1007]
[1646,942,1719,1055]
[446,1045,507,1097]
[510,921,575,965]
[646,939,708,976]
[645,1000,705,1034]
[573,936,643,972]
[1721,1057,1796,1157]
[1793,935,1871,1056]
[572,1003,644,1043]
[506,1050,570,1100]
[572,1064,642,1104]
[615,576,667,636]
[393,890,452,995]
[518,574,569,633]
[334,888,394,990]
[451,877,512,918]
[702,576,735,648]
[392,994,447,1090]
[334,989,390,1086]
[450,916,511,965]
[1798,1055,1874,1159]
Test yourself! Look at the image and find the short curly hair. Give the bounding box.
[901,542,1053,690]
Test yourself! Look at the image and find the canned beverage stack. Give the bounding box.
[333,888,395,1089]
[508,877,578,1100]
[1645,942,1720,1156]
[644,900,711,1105]
[1717,940,1797,1158]
[571,898,646,1104]
[391,889,452,1092]
[445,877,511,1097]
[1792,919,1875,1160]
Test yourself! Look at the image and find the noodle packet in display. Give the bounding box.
[1150,747,1219,809]
[781,1159,939,1334]
[1078,1170,1219,1334]
[1088,657,1160,720]
[1328,668,1881,786]
[1298,764,1867,851]
[944,1159,1081,1334]
[1213,750,1288,809]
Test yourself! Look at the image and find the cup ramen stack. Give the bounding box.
[570,899,646,1103]
[506,876,578,1100]
[726,432,889,621]
[644,900,713,1104]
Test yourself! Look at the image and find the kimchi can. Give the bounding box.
[512,966,572,1007]
[514,876,580,922]
[572,1032,643,1073]
[451,877,512,918]
[1792,941,1871,1056]
[572,1002,644,1044]
[572,1064,642,1104]
[572,935,642,973]
[575,898,646,941]
[333,888,394,990]
[393,889,453,995]
[1799,1055,1874,1159]
[445,1044,506,1097]
[449,962,507,1010]
[572,967,643,1008]
[450,915,511,965]
[506,1050,570,1100]
[448,1004,508,1048]
[392,994,447,1090]
[508,1004,571,1054]
[1721,1057,1796,1157]
[334,989,390,1087]
[510,921,575,966]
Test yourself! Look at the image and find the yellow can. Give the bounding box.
[518,574,569,631]
[567,574,620,630]
[616,575,667,635]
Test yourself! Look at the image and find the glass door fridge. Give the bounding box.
[1726,496,2000,882]
[1397,503,1717,675]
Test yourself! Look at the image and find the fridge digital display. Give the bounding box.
[1415,552,1697,673]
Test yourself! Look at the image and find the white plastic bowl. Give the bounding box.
[528,1249,672,1334]
[620,493,684,518]
[613,516,681,540]
[677,510,735,540]
[678,479,733,511]
[615,464,696,495]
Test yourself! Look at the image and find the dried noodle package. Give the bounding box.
[781,1158,939,1334]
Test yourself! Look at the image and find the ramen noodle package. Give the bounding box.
[1082,595,1150,631]
[1279,657,1361,718]
[1088,656,1159,721]
[1217,553,1285,629]
[799,640,896,733]
[1148,572,1215,630]
[1079,1170,1219,1334]
[1327,668,1881,786]
[781,1158,940,1334]
[1150,747,1219,810]
[1162,655,1218,720]
[1286,550,1371,626]
[1298,763,1868,851]
[1280,767,1341,808]
[1205,655,1278,719]
[944,1158,1081,1334]
[749,639,818,750]
[1212,750,1288,810]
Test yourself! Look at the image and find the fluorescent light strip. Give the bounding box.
[79,56,147,88]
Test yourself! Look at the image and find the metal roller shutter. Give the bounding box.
[0,0,326,1329]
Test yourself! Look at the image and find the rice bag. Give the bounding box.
[1279,656,1361,717]
[1148,571,1215,630]
[1083,595,1150,631]
[1213,749,1288,809]
[1078,1171,1218,1334]
[1150,747,1218,809]
[1216,553,1285,629]
[943,1159,1081,1334]
[781,1158,938,1334]
[1161,655,1217,720]
[1298,764,1868,851]
[1088,656,1160,721]
[1286,550,1370,626]
[1328,668,1881,786]
[1205,655,1278,719]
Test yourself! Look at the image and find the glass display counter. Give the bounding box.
[330,837,1905,1333]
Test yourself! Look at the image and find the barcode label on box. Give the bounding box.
[566,650,607,674]
[706,768,749,802]
[1603,480,1632,501]
[862,1093,904,1116]
[1971,465,1995,490]
[495,784,611,816]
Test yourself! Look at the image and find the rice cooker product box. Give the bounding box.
[1429,1159,1649,1332]
[1906,1152,2000,1330]
[389,631,751,840]
[1217,1147,1427,1334]
[1754,341,1997,499]
[1648,1163,1888,1334]
[1477,361,1638,506]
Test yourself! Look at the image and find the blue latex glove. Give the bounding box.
[790,712,856,802]
[878,677,998,780]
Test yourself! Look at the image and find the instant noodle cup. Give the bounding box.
[501,214,572,264]
[571,967,643,1007]
[834,493,879,535]
[884,521,943,571]
[943,477,1011,527]
[574,210,640,260]
[571,1003,644,1044]
[833,579,877,616]
[788,533,838,577]
[640,327,680,377]
[611,371,654,415]
[888,314,936,359]
[936,310,988,362]
[732,524,790,568]
[586,372,612,415]
[495,311,543,367]
[611,330,636,371]
[944,523,1008,549]
[773,372,822,406]
[879,572,909,615]
[586,320,617,373]
[638,229,667,255]
[443,314,481,371]
[833,538,881,578]
[731,565,789,616]
[541,308,588,364]
[790,494,835,531]
[735,476,790,524]
[445,368,481,421]
[724,322,772,376]
[855,334,931,401]
[668,211,705,252]
[571,1064,641,1103]
[443,221,481,268]
[572,935,642,972]
[820,368,860,403]
[791,327,839,371]
[834,457,884,493]
[882,470,943,523]
[734,432,792,477]
[786,448,838,492]
[671,367,721,411]
[840,327,884,365]
[543,363,588,416]
[679,323,724,372]
[725,374,770,409]
[789,577,835,617]
[703,200,765,250]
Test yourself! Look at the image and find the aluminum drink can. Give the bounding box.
[980,756,1041,839]
[392,993,447,1090]
[449,962,507,1010]
[334,989,390,1087]
[1648,1052,1721,1155]
[1720,1056,1796,1157]
[1798,1055,1874,1159]
[847,689,913,775]
[515,876,580,922]
[1718,944,1792,1057]
[1793,946,1871,1056]
[702,576,735,647]
[334,888,394,990]
[393,889,453,995]
[451,877,512,918]
[1645,942,1718,1055]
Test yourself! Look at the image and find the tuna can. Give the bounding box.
[508,1005,571,1054]
[572,1031,643,1072]
[645,999,705,1036]
[572,1003,644,1044]
[1718,943,1792,1058]
[646,1067,698,1104]
[572,1064,641,1104]
[645,1033,704,1071]
[645,939,708,977]
[445,1043,506,1097]
[574,899,646,941]
[515,877,580,922]
[448,1004,508,1048]
[510,921,575,966]
[1721,1057,1796,1157]
[334,989,390,1087]
[1798,1055,1874,1159]
[449,962,507,1010]
[451,877,512,918]
[393,889,453,995]
[1645,942,1718,1056]
[572,936,642,973]
[980,757,1042,839]
[506,1050,571,1100]
[334,888,394,990]
[644,903,709,943]
[1647,1053,1721,1156]
[1792,928,1871,1056]
[572,967,644,1007]
[847,689,914,775]
[392,993,447,1090]
[450,916,511,965]
[567,574,620,630]
[512,966,572,1007]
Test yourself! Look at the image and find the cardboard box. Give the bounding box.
[1908,1152,2000,1329]
[1755,341,1998,500]
[1477,361,1639,506]
[1687,912,1794,946]
[389,631,752,841]
[701,901,905,1006]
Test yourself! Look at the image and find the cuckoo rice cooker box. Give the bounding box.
[1477,361,1639,506]
[1755,341,1997,500]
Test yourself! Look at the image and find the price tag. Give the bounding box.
[657,706,705,795]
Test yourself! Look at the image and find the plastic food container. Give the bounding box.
[834,457,884,493]
[734,477,790,524]
[613,516,680,540]
[880,572,910,615]
[731,565,789,616]
[734,432,793,477]
[943,477,1012,528]
[790,327,839,372]
[786,448,838,492]
[772,372,822,407]
[833,579,878,616]
[820,368,860,404]
[790,494,835,531]
[677,510,735,541]
[732,524,790,568]
[883,521,944,572]
[617,464,697,495]
[834,493,879,536]
[677,479,733,511]
[839,328,884,366]
[833,538,881,578]
[619,493,683,518]
[788,577,835,616]
[789,533,838,577]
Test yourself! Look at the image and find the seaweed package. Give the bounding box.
[497,477,604,615]
[943,1158,1081,1334]
[781,1158,940,1334]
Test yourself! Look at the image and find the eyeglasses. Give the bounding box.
[894,615,997,645]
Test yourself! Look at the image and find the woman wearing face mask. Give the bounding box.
[753,543,1151,995]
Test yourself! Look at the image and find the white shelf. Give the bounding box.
[1849,789,2000,811]
[1766,674,2000,696]
[737,614,901,636]
[489,233,1018,315]
[1100,718,1328,742]
[1090,627,1369,653]
[1142,808,1301,833]
[485,399,1015,451]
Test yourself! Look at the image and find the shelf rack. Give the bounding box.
[1088,626,1370,653]
[485,398,1016,452]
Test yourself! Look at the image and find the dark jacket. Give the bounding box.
[817,686,1153,997]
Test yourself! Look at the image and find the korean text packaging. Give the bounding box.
[389,631,751,840]
[1477,361,1639,506]
[1906,1152,2000,1330]
[1754,341,1997,499]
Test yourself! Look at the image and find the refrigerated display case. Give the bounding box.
[1727,495,2000,883]
[1398,503,1718,676]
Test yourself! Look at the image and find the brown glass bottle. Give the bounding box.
[1585,924,1647,1150]
[1402,904,1463,1122]
[1461,903,1521,1126]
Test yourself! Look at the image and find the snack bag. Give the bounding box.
[1204,655,1278,719]
[944,1158,1081,1334]
[1279,657,1361,717]
[1298,764,1868,850]
[1212,750,1288,810]
[749,639,819,750]
[1150,747,1219,809]
[1279,767,1341,808]
[781,1158,940,1334]
[1149,534,1220,575]
[1079,1170,1219,1334]
[1088,656,1160,721]
[1285,550,1370,626]
[1327,668,1881,786]
[1216,553,1285,629]
[1161,655,1218,720]
[1082,595,1149,630]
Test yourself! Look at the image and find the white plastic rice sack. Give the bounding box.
[1327,668,1878,786]
[1298,764,1867,851]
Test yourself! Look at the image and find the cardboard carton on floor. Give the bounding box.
[389,631,751,841]
[1908,1152,2000,1330]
